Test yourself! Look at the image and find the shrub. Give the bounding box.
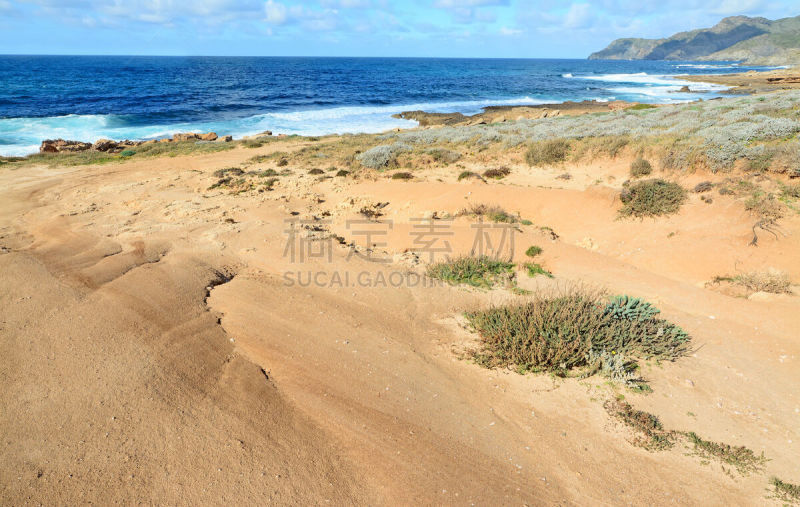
[525,139,570,167]
[465,288,691,376]
[604,295,660,321]
[120,150,135,157]
[391,171,413,180]
[458,171,482,181]
[630,158,653,178]
[782,183,800,199]
[335,169,350,177]
[458,203,518,223]
[308,168,324,175]
[427,148,462,164]
[629,103,657,110]
[427,255,515,288]
[619,179,687,218]
[483,167,510,179]
[277,158,289,167]
[258,169,278,177]
[524,263,552,278]
[357,143,410,169]
[693,181,713,193]
[525,245,542,257]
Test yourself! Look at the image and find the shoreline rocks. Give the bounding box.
[38,132,228,154]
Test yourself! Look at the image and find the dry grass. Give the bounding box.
[630,158,653,178]
[770,477,800,504]
[733,270,792,294]
[525,139,570,167]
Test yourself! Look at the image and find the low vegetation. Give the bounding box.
[465,288,690,382]
[457,170,483,182]
[770,477,800,504]
[525,245,542,257]
[524,263,552,278]
[619,179,687,218]
[605,399,675,451]
[427,148,462,164]
[734,270,792,294]
[457,203,518,223]
[391,171,414,180]
[685,432,767,476]
[525,139,570,167]
[629,158,653,178]
[483,167,510,179]
[427,255,514,288]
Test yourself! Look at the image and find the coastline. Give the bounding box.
[683,67,800,94]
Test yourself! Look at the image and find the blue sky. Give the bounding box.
[0,1,796,57]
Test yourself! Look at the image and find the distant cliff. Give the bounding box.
[589,15,800,65]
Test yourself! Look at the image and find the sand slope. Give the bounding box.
[1,143,798,504]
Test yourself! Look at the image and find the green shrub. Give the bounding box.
[525,245,542,257]
[630,158,653,178]
[335,169,350,177]
[604,295,660,321]
[120,150,135,157]
[524,263,552,278]
[427,255,515,288]
[391,171,413,180]
[629,103,657,110]
[525,139,570,167]
[619,179,687,218]
[465,288,690,376]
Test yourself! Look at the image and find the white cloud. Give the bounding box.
[499,26,522,36]
[563,3,595,29]
[264,0,288,24]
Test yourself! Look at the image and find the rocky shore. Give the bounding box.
[393,100,636,127]
[38,131,255,154]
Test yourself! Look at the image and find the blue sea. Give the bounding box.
[0,56,782,156]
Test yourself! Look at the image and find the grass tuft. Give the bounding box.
[525,245,542,257]
[483,167,511,179]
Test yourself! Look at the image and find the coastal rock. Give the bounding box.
[173,133,200,142]
[92,139,119,152]
[39,139,93,153]
[198,132,218,141]
[218,135,233,142]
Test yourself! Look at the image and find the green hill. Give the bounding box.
[589,15,800,65]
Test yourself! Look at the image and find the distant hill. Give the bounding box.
[589,15,800,65]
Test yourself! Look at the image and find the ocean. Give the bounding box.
[0,56,781,156]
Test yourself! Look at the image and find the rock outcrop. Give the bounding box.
[38,132,224,154]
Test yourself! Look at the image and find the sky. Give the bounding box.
[0,0,797,58]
